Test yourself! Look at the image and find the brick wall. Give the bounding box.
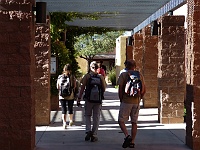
[158,16,185,124]
[133,32,143,71]
[34,21,51,125]
[126,36,133,60]
[185,0,200,149]
[0,1,35,149]
[126,45,133,60]
[142,26,158,108]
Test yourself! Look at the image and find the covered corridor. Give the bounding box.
[0,0,200,150]
[36,85,190,150]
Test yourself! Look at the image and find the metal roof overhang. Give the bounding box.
[36,0,186,33]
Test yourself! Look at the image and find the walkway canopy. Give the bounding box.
[37,0,186,32]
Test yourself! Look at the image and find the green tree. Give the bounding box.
[74,31,123,67]
[49,12,124,95]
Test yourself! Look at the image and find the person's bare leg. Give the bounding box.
[119,121,129,137]
[131,122,137,143]
[62,114,67,129]
[68,114,73,126]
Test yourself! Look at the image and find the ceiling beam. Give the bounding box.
[133,0,187,34]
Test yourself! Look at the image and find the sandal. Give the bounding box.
[122,135,132,148]
[129,143,135,148]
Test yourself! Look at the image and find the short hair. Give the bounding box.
[125,59,136,70]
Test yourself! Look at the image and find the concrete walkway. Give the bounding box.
[35,86,191,150]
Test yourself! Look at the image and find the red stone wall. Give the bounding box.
[142,26,158,108]
[126,45,133,60]
[0,1,35,150]
[34,21,51,125]
[158,16,185,124]
[186,0,200,149]
[126,35,133,60]
[133,32,143,71]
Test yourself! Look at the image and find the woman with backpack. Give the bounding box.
[56,64,77,129]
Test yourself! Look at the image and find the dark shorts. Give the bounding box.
[118,102,140,123]
[59,99,74,114]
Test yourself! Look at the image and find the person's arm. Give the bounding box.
[78,84,85,100]
[101,69,105,78]
[118,74,124,102]
[100,75,106,92]
[140,73,146,98]
[118,85,123,103]
[77,74,88,102]
[77,77,86,107]
[56,75,60,90]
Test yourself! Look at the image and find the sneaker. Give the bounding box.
[63,122,67,129]
[85,131,92,141]
[122,135,132,148]
[69,121,73,126]
[91,135,98,142]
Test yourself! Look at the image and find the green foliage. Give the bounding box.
[108,67,116,85]
[49,12,124,95]
[50,41,70,95]
[49,12,109,95]
[74,31,123,64]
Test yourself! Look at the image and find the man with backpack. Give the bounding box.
[77,61,106,142]
[117,59,146,148]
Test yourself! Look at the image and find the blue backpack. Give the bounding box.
[84,74,103,103]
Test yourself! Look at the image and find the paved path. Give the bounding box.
[35,86,191,150]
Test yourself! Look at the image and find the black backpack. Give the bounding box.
[125,71,142,97]
[60,74,72,97]
[84,74,103,103]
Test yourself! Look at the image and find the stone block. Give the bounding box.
[51,95,59,111]
[160,117,184,124]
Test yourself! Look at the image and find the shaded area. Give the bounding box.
[36,86,191,150]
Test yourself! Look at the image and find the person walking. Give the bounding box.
[77,61,106,142]
[97,62,106,78]
[100,60,107,75]
[117,59,146,148]
[57,64,76,129]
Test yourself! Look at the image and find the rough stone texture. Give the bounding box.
[0,1,35,150]
[51,95,59,111]
[133,32,143,71]
[126,45,133,60]
[185,0,200,149]
[126,36,133,60]
[142,26,158,108]
[34,22,51,125]
[158,16,185,124]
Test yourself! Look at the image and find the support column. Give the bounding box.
[0,1,35,149]
[116,36,128,80]
[158,16,185,124]
[126,36,133,60]
[133,32,143,71]
[34,18,51,125]
[186,0,200,149]
[142,26,158,108]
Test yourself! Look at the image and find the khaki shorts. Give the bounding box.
[118,102,140,123]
